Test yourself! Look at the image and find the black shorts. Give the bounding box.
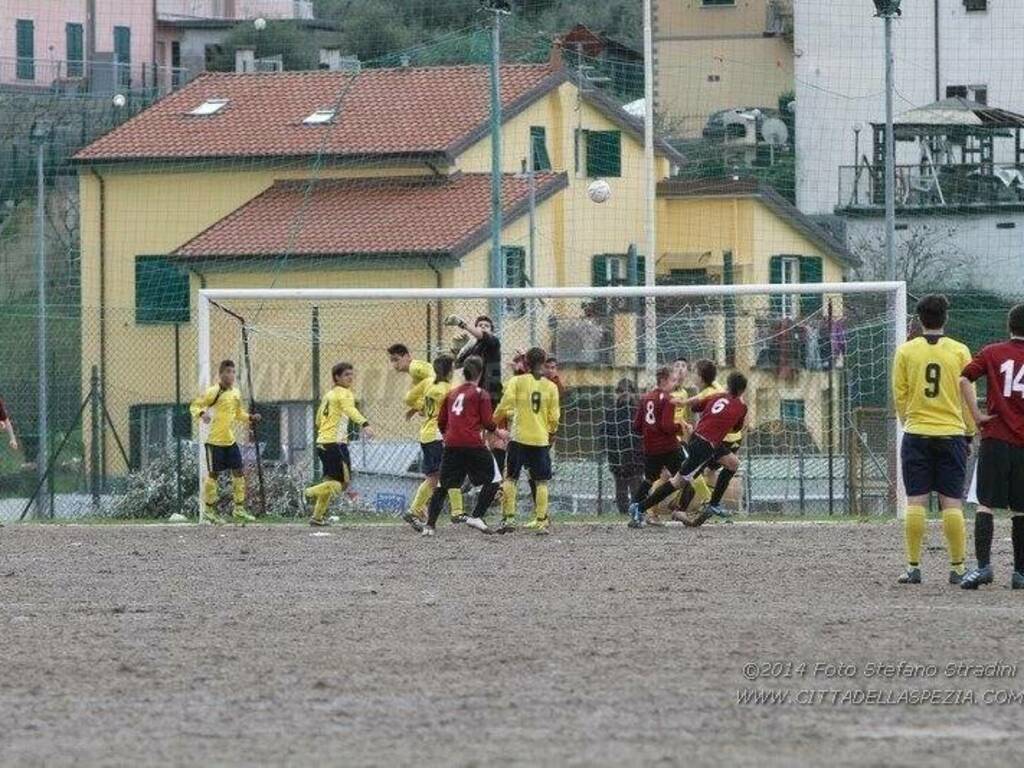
[643,450,682,482]
[505,442,553,482]
[205,443,242,474]
[900,433,968,498]
[679,436,716,480]
[440,447,501,489]
[707,439,742,472]
[420,440,443,476]
[317,443,351,484]
[976,438,1024,512]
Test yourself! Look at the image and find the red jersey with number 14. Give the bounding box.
[438,382,496,449]
[692,393,747,447]
[962,339,1024,447]
[634,389,682,455]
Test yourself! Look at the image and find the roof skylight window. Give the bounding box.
[303,109,336,125]
[189,98,229,116]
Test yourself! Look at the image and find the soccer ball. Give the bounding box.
[587,179,612,204]
[254,17,267,30]
[112,94,126,108]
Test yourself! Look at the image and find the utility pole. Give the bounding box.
[873,0,901,281]
[485,2,510,332]
[643,0,658,377]
[31,122,49,519]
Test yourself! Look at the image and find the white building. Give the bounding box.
[793,0,1024,296]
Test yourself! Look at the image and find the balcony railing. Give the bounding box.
[838,162,1024,211]
[0,56,188,96]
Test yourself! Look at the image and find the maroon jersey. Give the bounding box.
[962,339,1024,447]
[438,382,496,449]
[634,388,682,454]
[692,393,747,447]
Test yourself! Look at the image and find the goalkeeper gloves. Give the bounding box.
[444,314,467,328]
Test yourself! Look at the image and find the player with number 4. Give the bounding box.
[959,303,1024,590]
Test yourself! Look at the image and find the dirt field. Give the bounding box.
[1,520,1022,767]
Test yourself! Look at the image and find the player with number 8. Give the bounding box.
[628,366,683,528]
[959,303,1024,590]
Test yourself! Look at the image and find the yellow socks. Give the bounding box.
[501,479,517,521]
[203,477,218,507]
[410,480,434,520]
[447,487,464,519]
[534,483,549,522]
[904,505,926,568]
[692,475,712,505]
[231,476,246,507]
[942,508,967,575]
[310,479,343,521]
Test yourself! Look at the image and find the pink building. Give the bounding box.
[0,0,313,93]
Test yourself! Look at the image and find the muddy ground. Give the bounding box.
[1,521,1022,767]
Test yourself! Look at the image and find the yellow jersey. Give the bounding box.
[672,387,693,435]
[190,384,250,447]
[495,373,560,447]
[409,359,433,385]
[893,334,975,437]
[315,385,368,445]
[411,379,452,444]
[698,382,743,443]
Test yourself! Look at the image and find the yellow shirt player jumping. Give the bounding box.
[190,359,261,524]
[892,294,975,586]
[401,356,455,529]
[494,347,560,533]
[305,362,374,527]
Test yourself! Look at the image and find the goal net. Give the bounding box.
[199,282,906,520]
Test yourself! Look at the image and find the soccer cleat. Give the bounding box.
[524,518,549,534]
[897,567,922,584]
[1012,571,1024,590]
[496,517,517,534]
[464,516,490,533]
[402,512,425,532]
[232,507,257,524]
[421,525,436,537]
[202,507,225,525]
[948,570,963,586]
[960,565,994,590]
[450,514,467,525]
[705,504,733,520]
[309,516,329,528]
[627,502,645,528]
[680,506,711,528]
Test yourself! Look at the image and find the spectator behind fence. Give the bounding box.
[604,378,643,516]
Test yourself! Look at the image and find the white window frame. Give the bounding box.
[189,98,228,116]
[606,255,628,286]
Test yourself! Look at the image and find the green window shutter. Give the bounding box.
[586,131,622,178]
[16,20,35,80]
[530,126,551,172]
[592,254,609,287]
[633,255,646,286]
[66,24,84,77]
[769,255,783,316]
[114,25,131,86]
[798,256,824,317]
[258,403,281,461]
[502,246,526,316]
[135,257,190,325]
[128,405,142,471]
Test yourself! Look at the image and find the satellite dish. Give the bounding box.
[762,117,790,147]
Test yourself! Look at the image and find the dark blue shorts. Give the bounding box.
[420,440,443,476]
[205,443,242,474]
[505,442,552,482]
[901,434,968,498]
[317,443,351,484]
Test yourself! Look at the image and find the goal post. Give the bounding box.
[196,281,907,521]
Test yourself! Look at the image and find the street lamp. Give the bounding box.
[872,0,899,282]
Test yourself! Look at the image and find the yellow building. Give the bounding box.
[654,0,793,137]
[72,58,682,474]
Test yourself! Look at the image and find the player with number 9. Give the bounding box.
[959,303,1024,590]
[892,295,975,585]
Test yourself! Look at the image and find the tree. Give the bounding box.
[850,223,969,290]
